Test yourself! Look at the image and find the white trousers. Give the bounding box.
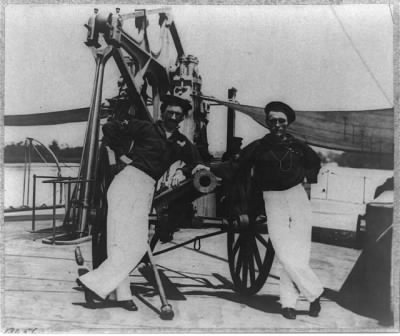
[79,165,154,301]
[263,184,323,308]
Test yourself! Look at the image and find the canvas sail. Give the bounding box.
[199,95,394,155]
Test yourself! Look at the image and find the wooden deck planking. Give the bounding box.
[3,218,389,332]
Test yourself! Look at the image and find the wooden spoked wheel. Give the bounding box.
[227,217,275,296]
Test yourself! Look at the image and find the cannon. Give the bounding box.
[90,140,275,297]
[153,168,218,210]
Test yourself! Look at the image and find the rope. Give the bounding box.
[32,144,48,163]
[150,18,168,60]
[376,224,393,243]
[59,162,78,169]
[329,6,393,106]
[150,25,164,59]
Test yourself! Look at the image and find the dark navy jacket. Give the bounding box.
[103,118,202,181]
[212,133,321,192]
[238,133,321,191]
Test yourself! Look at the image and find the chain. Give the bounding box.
[269,149,293,172]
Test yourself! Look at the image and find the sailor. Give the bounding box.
[230,101,324,320]
[77,94,208,311]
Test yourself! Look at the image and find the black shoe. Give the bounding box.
[84,40,101,49]
[159,232,174,243]
[116,300,138,312]
[281,308,296,320]
[309,296,322,317]
[76,279,104,305]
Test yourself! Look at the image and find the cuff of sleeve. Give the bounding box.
[120,155,133,165]
[305,168,320,184]
[178,166,191,177]
[306,175,318,184]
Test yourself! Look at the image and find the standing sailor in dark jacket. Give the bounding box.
[77,95,207,311]
[236,101,324,320]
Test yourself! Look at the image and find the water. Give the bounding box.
[4,162,393,210]
[4,163,80,209]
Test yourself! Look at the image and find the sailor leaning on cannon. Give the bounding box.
[77,94,208,311]
[212,101,324,320]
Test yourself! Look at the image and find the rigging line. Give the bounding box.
[59,162,77,169]
[31,144,48,164]
[329,5,393,107]
[388,0,394,23]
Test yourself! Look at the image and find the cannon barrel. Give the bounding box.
[153,169,217,210]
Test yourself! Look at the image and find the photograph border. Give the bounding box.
[0,0,399,333]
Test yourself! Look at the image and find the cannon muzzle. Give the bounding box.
[153,169,217,210]
[192,169,217,193]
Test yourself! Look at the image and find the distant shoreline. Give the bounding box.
[4,159,81,164]
[4,162,80,167]
[4,142,83,164]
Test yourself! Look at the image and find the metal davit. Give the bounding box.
[76,46,113,240]
[51,7,214,245]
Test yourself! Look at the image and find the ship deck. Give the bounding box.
[2,215,395,333]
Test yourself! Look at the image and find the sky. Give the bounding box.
[4,4,393,154]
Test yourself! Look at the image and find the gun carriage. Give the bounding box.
[70,7,275,317]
